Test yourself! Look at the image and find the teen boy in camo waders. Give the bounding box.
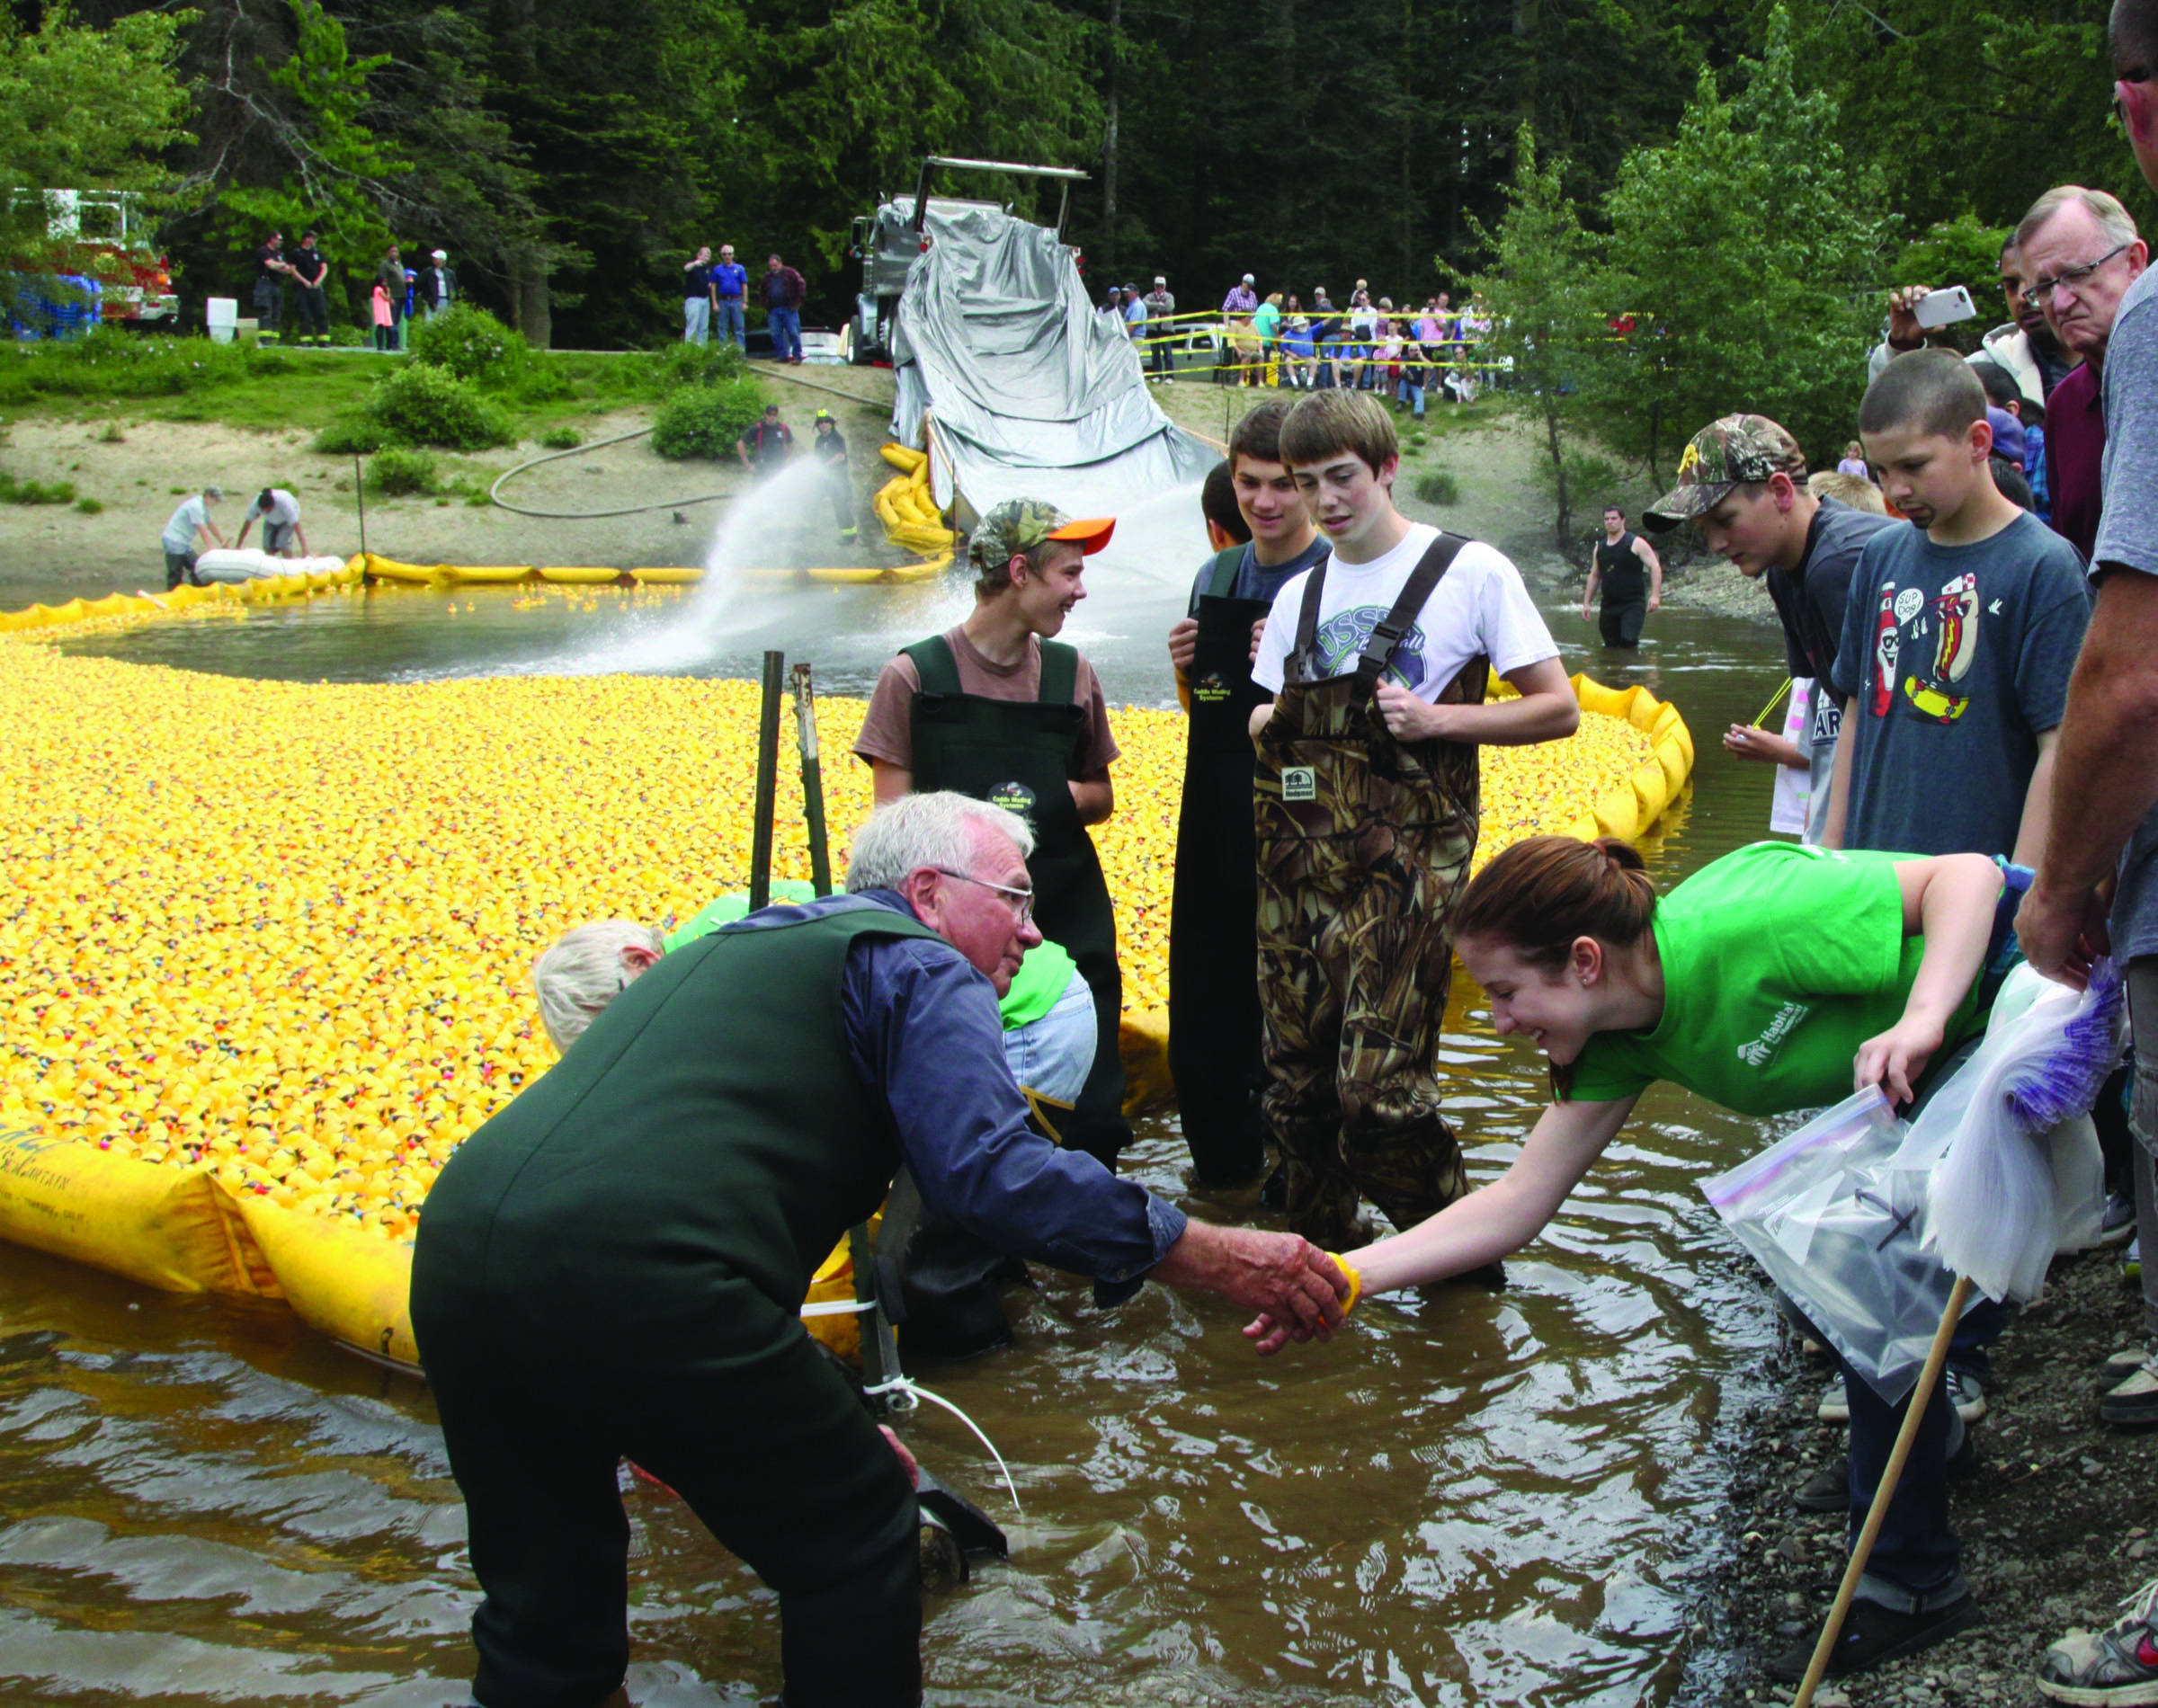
[1166,404,1331,1186]
[1248,391,1580,1247]
[855,499,1131,1168]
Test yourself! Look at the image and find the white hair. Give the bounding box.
[844,791,1035,894]
[2016,184,2140,256]
[531,920,664,1051]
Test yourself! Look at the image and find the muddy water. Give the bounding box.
[9,602,1813,1705]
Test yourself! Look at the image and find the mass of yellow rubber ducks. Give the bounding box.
[0,633,1663,1243]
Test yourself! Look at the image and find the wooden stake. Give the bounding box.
[1791,1274,1974,1708]
[747,649,784,911]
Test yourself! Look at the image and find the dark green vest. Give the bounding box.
[417,900,944,1339]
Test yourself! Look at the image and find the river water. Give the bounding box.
[7,567,1806,1706]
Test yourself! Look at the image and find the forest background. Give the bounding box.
[3,0,2149,534]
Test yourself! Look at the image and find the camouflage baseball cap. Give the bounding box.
[1643,415,1807,529]
[968,499,1116,573]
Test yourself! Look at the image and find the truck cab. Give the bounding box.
[848,156,1088,366]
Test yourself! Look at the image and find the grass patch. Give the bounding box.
[537,425,583,450]
[96,422,126,443]
[0,470,77,504]
[0,325,768,451]
[75,495,103,514]
[1413,469,1460,506]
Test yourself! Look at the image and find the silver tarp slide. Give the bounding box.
[890,204,1218,520]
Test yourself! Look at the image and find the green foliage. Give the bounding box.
[649,380,763,459]
[406,305,530,384]
[95,421,125,443]
[1413,469,1460,506]
[0,469,77,504]
[1462,127,1613,547]
[649,341,750,391]
[366,446,439,496]
[75,494,103,514]
[1601,7,1893,481]
[538,425,584,449]
[368,363,513,450]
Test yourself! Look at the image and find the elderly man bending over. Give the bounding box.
[411,792,1351,1708]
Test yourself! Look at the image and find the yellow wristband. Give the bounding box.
[1325,1252,1363,1316]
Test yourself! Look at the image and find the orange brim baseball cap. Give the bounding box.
[1048,516,1116,554]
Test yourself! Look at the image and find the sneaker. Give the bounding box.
[2102,1346,2153,1385]
[1817,1376,1850,1423]
[2101,1354,2158,1428]
[1795,1457,1848,1512]
[2101,1190,2138,1248]
[1946,1366,1988,1424]
[2036,1573,2158,1704]
[1763,1593,1979,1682]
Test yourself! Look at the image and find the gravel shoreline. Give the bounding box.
[1689,1246,2157,1706]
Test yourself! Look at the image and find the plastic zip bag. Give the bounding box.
[1700,1086,1977,1405]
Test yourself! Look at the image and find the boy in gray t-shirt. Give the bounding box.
[1828,352,2091,863]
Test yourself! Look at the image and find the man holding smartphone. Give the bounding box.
[1868,240,2076,411]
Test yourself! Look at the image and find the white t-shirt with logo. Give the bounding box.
[1251,522,1558,702]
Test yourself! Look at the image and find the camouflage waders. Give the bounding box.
[1253,535,1484,1248]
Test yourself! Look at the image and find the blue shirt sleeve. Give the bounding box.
[842,932,1185,1305]
[1831,533,1886,703]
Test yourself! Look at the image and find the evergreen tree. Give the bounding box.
[1601,5,1893,481]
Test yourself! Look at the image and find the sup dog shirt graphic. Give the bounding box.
[1866,571,1982,724]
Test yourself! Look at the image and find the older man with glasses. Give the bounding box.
[2015,183,2148,561]
[413,790,1355,1708]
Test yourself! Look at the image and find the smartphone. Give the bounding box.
[1913,285,1978,330]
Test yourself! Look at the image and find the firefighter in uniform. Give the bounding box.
[855,500,1131,1167]
[1248,391,1579,1247]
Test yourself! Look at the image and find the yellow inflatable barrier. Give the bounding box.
[0,1128,276,1296]
[631,566,705,584]
[879,443,927,475]
[364,554,446,584]
[443,565,535,585]
[539,566,626,585]
[237,1196,419,1370]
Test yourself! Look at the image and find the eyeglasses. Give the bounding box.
[2029,242,2133,299]
[931,868,1035,924]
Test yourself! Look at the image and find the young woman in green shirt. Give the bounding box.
[1247,834,2013,1680]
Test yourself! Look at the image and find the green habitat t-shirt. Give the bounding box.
[664,882,1074,1032]
[1565,842,1987,1116]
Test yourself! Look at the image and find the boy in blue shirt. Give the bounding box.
[1826,350,2091,867]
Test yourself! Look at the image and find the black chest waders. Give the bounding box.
[1251,535,1485,1247]
[1168,547,1279,1185]
[903,636,1130,1170]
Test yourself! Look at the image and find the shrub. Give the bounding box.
[0,470,76,504]
[367,448,441,496]
[313,416,387,454]
[537,425,583,450]
[649,379,763,460]
[370,363,513,450]
[75,495,103,514]
[1413,469,1460,506]
[96,421,125,443]
[406,305,531,386]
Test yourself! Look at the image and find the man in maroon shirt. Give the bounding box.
[2014,185,2148,562]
